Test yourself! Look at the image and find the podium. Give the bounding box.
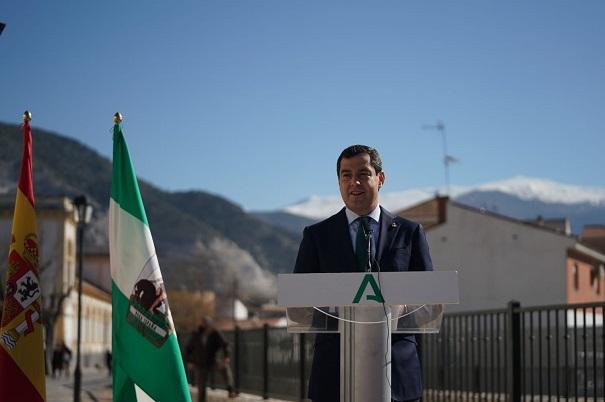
[278,271,459,402]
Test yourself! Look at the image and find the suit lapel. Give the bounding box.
[376,207,399,264]
[335,208,357,272]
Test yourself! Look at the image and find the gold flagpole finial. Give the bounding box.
[23,110,32,122]
[113,112,123,124]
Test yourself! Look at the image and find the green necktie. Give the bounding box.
[355,216,370,271]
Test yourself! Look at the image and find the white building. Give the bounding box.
[397,197,605,313]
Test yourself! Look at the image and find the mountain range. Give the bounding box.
[0,122,299,303]
[1,121,602,304]
[267,176,605,235]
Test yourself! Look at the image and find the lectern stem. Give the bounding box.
[340,306,392,402]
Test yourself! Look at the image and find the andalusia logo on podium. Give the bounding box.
[352,273,385,304]
[126,255,173,347]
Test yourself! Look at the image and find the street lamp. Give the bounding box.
[72,195,93,402]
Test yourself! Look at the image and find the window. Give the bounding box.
[596,265,605,295]
[590,265,601,293]
[67,240,75,286]
[573,263,579,291]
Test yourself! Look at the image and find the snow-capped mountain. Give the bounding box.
[284,189,439,220]
[473,176,605,205]
[280,177,605,234]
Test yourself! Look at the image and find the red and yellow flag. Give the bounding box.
[0,118,46,401]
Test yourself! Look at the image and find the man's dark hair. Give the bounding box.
[336,145,382,176]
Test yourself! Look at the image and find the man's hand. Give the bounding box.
[219,357,230,369]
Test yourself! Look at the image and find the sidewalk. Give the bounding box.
[202,388,291,402]
[47,371,291,402]
[47,369,112,402]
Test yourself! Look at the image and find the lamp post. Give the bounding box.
[72,195,93,402]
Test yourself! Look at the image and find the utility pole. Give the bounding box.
[422,120,457,196]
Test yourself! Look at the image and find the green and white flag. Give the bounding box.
[110,123,191,402]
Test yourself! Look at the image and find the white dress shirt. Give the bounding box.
[345,205,381,256]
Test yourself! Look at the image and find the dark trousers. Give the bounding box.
[195,365,234,402]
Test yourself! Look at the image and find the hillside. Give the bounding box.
[0,122,299,301]
[250,211,316,239]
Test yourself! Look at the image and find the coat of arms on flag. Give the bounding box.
[1,238,42,350]
[126,255,173,347]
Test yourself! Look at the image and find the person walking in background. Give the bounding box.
[105,349,112,376]
[51,344,64,378]
[61,342,72,377]
[186,316,236,401]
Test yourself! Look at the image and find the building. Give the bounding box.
[581,224,605,254]
[0,195,111,369]
[397,197,605,313]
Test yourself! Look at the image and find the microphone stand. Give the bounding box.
[342,221,391,402]
[365,224,373,272]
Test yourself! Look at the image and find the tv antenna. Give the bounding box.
[422,120,458,195]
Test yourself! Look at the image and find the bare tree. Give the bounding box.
[36,226,74,373]
[40,260,73,372]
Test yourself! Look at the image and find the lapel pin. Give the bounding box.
[390,222,398,229]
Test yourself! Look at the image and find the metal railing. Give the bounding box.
[225,325,313,400]
[422,301,605,401]
[198,301,605,401]
[207,325,314,401]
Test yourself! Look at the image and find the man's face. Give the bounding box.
[338,153,385,216]
[199,318,208,332]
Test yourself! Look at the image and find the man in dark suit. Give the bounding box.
[293,144,433,402]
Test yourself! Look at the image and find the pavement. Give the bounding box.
[202,389,291,402]
[47,370,290,402]
[47,369,112,402]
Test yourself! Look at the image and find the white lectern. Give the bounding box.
[278,271,459,402]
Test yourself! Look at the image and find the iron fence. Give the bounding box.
[423,301,605,401]
[196,301,605,401]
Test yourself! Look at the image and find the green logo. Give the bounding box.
[352,273,385,304]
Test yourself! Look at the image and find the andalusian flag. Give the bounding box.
[0,117,46,401]
[110,120,191,402]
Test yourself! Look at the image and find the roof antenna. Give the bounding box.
[422,120,458,196]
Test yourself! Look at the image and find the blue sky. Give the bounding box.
[1,1,604,210]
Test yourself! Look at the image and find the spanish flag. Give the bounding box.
[0,116,46,401]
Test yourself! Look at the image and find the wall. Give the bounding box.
[425,203,576,312]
